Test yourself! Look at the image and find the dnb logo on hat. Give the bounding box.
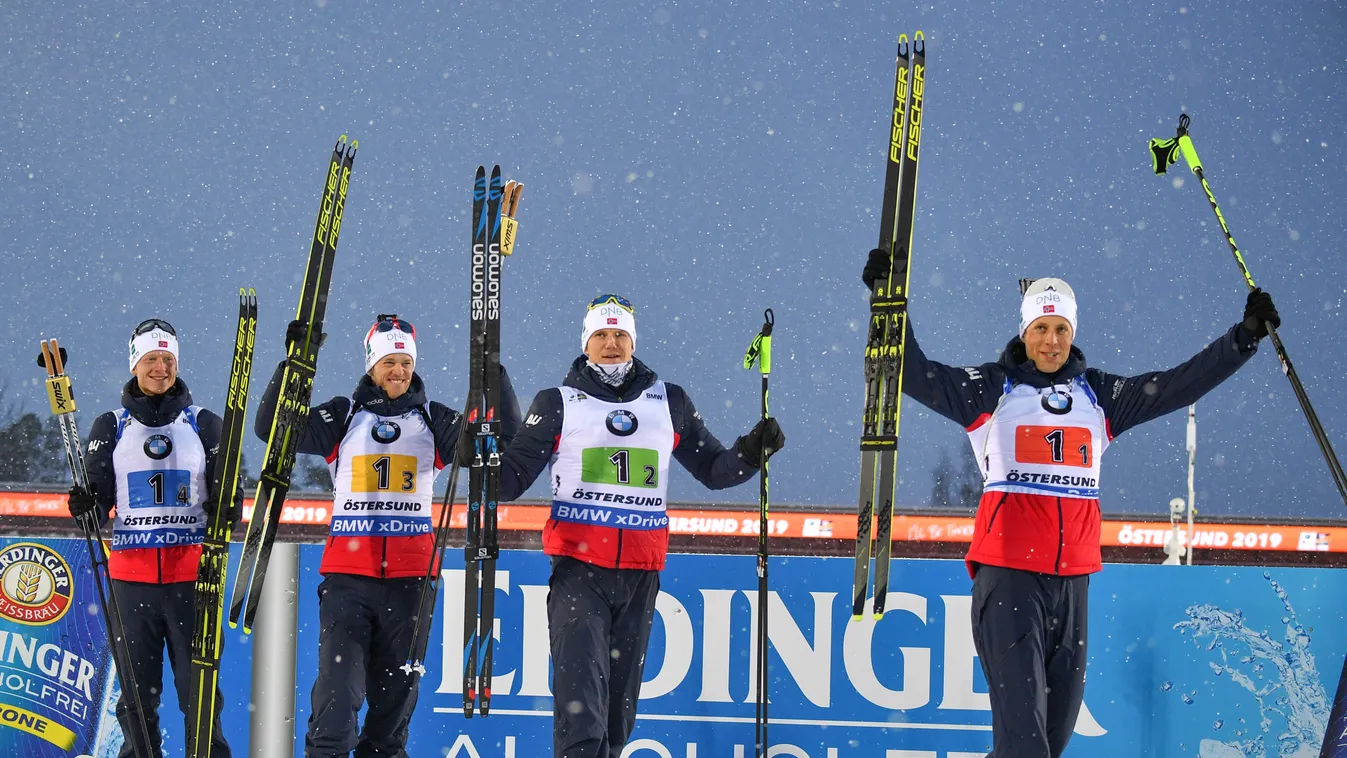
[1041,389,1073,415]
[144,434,173,460]
[0,543,73,626]
[372,420,402,444]
[606,410,639,437]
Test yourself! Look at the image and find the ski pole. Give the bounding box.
[402,462,462,677]
[743,308,774,758]
[1149,114,1347,509]
[38,340,156,758]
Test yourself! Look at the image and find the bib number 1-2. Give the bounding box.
[582,447,659,488]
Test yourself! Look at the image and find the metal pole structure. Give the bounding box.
[1186,405,1197,566]
[250,541,299,757]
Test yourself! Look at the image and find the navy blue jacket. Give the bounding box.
[500,356,757,570]
[902,319,1259,576]
[86,379,237,583]
[253,361,521,576]
[902,321,1260,437]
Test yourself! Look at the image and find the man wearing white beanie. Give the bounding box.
[254,314,521,758]
[480,293,785,757]
[65,317,237,757]
[862,248,1280,758]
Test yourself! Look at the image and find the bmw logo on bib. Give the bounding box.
[372,420,402,444]
[606,410,638,437]
[144,434,173,460]
[1041,389,1073,415]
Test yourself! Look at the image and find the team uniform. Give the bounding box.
[898,281,1263,757]
[254,318,520,758]
[496,294,779,758]
[84,366,236,757]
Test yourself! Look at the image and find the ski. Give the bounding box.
[187,291,256,758]
[462,166,489,717]
[462,167,518,717]
[230,135,356,633]
[855,31,925,620]
[38,340,156,758]
[476,169,512,718]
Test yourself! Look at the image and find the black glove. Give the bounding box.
[862,248,890,290]
[285,320,327,350]
[453,417,479,469]
[736,417,786,465]
[1242,288,1281,340]
[67,485,99,521]
[36,346,69,370]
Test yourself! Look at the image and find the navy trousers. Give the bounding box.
[548,556,660,758]
[971,564,1089,758]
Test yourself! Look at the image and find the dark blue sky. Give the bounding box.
[4,1,1344,518]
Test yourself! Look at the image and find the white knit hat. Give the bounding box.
[1019,278,1078,337]
[581,295,636,352]
[364,317,417,371]
[128,322,180,372]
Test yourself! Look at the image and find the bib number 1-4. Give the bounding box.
[128,469,192,508]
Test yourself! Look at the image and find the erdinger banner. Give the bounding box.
[289,550,1347,758]
[0,539,115,757]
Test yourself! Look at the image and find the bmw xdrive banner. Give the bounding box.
[290,549,1347,758]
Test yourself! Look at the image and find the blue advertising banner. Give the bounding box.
[289,549,1347,758]
[0,538,253,757]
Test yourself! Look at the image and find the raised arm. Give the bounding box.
[1089,323,1258,438]
[900,320,1007,428]
[252,360,351,458]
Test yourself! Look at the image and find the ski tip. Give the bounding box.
[913,29,925,53]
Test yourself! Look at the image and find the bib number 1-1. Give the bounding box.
[1015,425,1092,467]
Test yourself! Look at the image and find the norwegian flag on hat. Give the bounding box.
[158,340,169,347]
[1043,305,1055,313]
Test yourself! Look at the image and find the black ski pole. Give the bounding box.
[1150,114,1347,509]
[743,308,774,758]
[403,462,462,676]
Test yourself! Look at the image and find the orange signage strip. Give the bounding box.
[2,491,1340,553]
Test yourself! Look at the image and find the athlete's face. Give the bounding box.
[370,354,414,399]
[1022,316,1073,374]
[585,329,633,365]
[132,351,177,395]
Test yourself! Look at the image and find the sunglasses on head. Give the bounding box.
[373,315,416,337]
[133,318,177,337]
[587,294,634,312]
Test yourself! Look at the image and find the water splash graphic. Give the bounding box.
[1173,572,1329,758]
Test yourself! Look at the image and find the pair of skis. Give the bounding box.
[853,31,926,621]
[229,136,357,634]
[186,291,257,758]
[401,168,523,720]
[37,341,156,758]
[461,166,522,718]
